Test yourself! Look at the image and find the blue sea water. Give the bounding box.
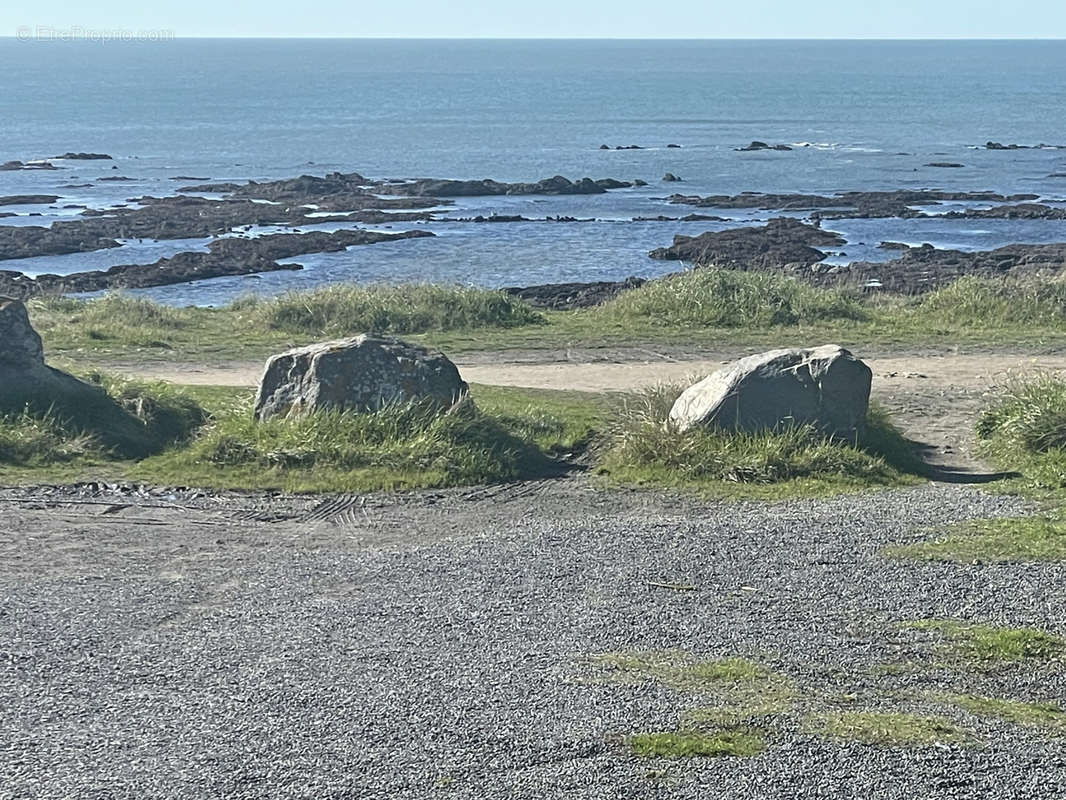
[1,38,1065,304]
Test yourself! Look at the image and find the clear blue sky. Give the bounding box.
[2,0,1064,39]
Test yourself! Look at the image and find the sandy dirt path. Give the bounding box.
[118,350,1066,471]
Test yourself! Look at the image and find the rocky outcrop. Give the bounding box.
[941,203,1066,220]
[503,277,646,309]
[985,141,1066,150]
[736,141,793,152]
[667,189,1039,219]
[0,195,59,206]
[0,229,434,298]
[812,242,1066,293]
[668,345,872,438]
[926,162,965,168]
[662,173,681,182]
[52,152,112,160]
[649,218,844,269]
[0,298,167,457]
[374,175,618,197]
[254,335,467,421]
[0,160,59,171]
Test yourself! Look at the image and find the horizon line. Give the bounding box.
[1,34,1065,41]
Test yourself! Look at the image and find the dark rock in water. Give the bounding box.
[649,217,844,269]
[254,335,467,422]
[667,143,682,148]
[1048,173,1066,178]
[504,277,646,310]
[178,181,243,193]
[0,160,59,171]
[0,213,15,219]
[594,178,634,190]
[878,241,911,250]
[452,215,531,223]
[375,175,612,197]
[736,141,793,152]
[599,144,610,149]
[942,203,1066,220]
[52,152,112,160]
[98,176,135,181]
[668,188,1039,219]
[0,297,171,458]
[633,179,649,187]
[60,183,94,189]
[633,213,729,222]
[926,162,965,168]
[170,175,210,181]
[0,195,59,206]
[0,228,433,297]
[985,141,1066,150]
[662,173,681,182]
[615,145,643,150]
[812,241,1066,293]
[231,171,369,201]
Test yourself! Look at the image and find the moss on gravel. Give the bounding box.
[902,619,1066,665]
[806,710,974,747]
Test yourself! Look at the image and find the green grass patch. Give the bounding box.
[0,375,207,467]
[902,619,1065,665]
[945,693,1066,734]
[912,276,1066,329]
[597,268,867,328]
[807,710,972,747]
[629,729,766,758]
[886,514,1066,562]
[242,283,543,337]
[594,384,920,498]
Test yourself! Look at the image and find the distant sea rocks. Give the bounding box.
[0,160,59,171]
[649,217,844,269]
[926,162,965,168]
[52,152,112,160]
[984,141,1066,150]
[736,141,793,152]
[375,175,637,197]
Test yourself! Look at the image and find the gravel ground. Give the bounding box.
[3,480,1066,799]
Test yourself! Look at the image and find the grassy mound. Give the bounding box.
[596,383,919,496]
[242,283,544,337]
[0,376,207,465]
[30,293,194,350]
[976,374,1066,489]
[598,268,866,328]
[135,393,575,492]
[913,276,1066,329]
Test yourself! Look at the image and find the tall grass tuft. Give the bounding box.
[914,276,1066,329]
[596,381,916,490]
[977,374,1066,488]
[243,284,544,337]
[598,268,866,328]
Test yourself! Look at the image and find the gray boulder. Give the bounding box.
[668,345,872,438]
[254,335,468,421]
[0,297,169,457]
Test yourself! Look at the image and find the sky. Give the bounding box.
[1,0,1064,39]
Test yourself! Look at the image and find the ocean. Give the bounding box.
[2,38,1065,305]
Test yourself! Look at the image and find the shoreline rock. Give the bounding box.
[649,218,844,269]
[503,277,646,309]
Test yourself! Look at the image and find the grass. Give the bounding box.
[976,374,1066,492]
[31,273,1066,368]
[807,710,973,747]
[241,283,544,337]
[629,729,766,758]
[945,693,1066,734]
[0,375,207,465]
[594,383,921,499]
[886,514,1066,562]
[902,619,1066,665]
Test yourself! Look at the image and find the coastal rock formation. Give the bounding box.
[0,160,59,171]
[374,175,623,197]
[985,141,1066,150]
[736,141,793,152]
[254,335,467,422]
[0,297,165,457]
[668,345,872,438]
[926,162,965,168]
[0,228,434,298]
[662,173,681,182]
[941,203,1066,220]
[0,195,59,206]
[814,242,1066,293]
[52,152,112,160]
[503,277,646,309]
[649,218,844,268]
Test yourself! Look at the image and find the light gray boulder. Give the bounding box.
[254,334,468,421]
[668,344,872,438]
